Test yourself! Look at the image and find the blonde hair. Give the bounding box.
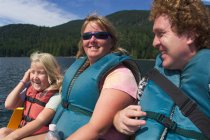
[76,13,128,58]
[30,52,63,92]
[150,0,210,50]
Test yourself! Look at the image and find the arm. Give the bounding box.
[5,69,31,109]
[21,133,47,140]
[67,88,135,140]
[113,105,146,135]
[3,108,55,140]
[67,66,139,140]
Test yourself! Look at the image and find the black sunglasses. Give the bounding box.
[82,32,110,40]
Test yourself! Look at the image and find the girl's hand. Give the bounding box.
[21,69,31,84]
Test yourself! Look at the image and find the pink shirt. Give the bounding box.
[100,65,138,140]
[102,65,138,99]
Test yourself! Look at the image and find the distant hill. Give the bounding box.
[0,10,157,58]
[0,5,209,58]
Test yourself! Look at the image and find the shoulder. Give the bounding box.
[103,65,138,99]
[109,65,133,76]
[105,65,137,83]
[186,49,210,69]
[48,93,61,103]
[45,93,61,111]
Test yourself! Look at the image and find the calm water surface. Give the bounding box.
[0,57,154,127]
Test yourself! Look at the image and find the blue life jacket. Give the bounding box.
[135,49,210,140]
[52,53,139,139]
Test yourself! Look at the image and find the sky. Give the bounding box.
[0,0,210,27]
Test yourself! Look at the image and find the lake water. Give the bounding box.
[0,57,154,127]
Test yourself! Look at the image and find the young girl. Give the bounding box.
[0,52,63,139]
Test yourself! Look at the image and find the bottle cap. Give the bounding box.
[49,124,56,131]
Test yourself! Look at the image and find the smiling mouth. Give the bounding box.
[88,46,100,51]
[33,82,41,85]
[88,45,99,48]
[161,52,168,59]
[161,50,168,55]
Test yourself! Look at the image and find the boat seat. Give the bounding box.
[7,107,24,130]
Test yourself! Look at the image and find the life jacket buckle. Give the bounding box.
[23,115,33,122]
[158,114,177,130]
[62,101,69,108]
[26,96,35,103]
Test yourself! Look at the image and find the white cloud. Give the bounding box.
[0,0,80,27]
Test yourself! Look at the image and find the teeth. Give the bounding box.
[89,46,99,49]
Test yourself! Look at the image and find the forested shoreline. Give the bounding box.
[1,5,209,58]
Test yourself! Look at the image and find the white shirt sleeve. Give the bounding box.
[45,93,62,111]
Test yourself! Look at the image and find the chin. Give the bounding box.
[162,63,178,70]
[162,61,172,69]
[32,86,42,92]
[35,88,42,92]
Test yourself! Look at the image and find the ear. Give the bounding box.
[186,32,195,45]
[48,77,52,85]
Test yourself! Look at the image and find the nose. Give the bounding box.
[89,35,96,42]
[32,72,39,80]
[153,35,160,49]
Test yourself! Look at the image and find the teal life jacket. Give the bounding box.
[52,53,140,139]
[135,49,210,140]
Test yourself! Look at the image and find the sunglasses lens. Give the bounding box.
[82,32,92,40]
[95,32,110,39]
[82,32,110,40]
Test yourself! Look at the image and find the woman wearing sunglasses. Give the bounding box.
[48,14,140,140]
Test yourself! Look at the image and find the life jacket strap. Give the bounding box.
[22,114,34,122]
[20,115,48,127]
[61,101,92,116]
[146,111,208,140]
[146,68,210,139]
[19,115,35,128]
[25,96,46,107]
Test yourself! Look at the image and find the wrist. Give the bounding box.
[20,80,27,87]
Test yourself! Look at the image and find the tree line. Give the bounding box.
[0,10,159,59]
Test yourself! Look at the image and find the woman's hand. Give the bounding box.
[113,105,146,135]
